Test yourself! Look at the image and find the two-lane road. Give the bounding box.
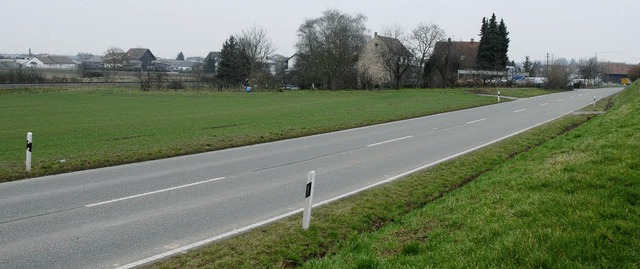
[0,87,622,268]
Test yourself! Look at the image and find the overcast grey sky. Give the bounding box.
[2,0,638,64]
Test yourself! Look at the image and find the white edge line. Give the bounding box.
[367,135,413,147]
[513,109,526,113]
[466,118,487,124]
[115,208,304,269]
[85,177,226,208]
[118,110,576,269]
[541,103,549,106]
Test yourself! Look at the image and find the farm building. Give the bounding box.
[602,62,637,83]
[126,48,156,70]
[25,55,76,69]
[357,32,413,88]
[160,59,198,72]
[425,39,482,87]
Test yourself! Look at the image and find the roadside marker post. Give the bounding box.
[593,96,597,108]
[497,91,501,103]
[26,132,32,172]
[302,170,316,230]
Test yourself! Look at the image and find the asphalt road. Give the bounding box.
[0,87,622,268]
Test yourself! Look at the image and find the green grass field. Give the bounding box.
[146,83,638,268]
[1,87,509,182]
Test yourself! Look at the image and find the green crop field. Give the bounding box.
[1,87,508,182]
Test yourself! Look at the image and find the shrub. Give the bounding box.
[167,78,185,90]
[0,68,47,84]
[545,64,572,90]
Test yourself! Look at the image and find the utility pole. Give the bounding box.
[544,53,550,90]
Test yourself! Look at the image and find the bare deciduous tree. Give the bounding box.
[407,23,446,87]
[103,47,127,80]
[236,25,276,87]
[76,52,95,62]
[104,47,127,69]
[379,25,414,89]
[578,57,603,85]
[295,9,368,90]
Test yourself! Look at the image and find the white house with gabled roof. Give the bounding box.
[25,55,77,69]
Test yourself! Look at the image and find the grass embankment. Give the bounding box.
[146,86,629,268]
[2,87,506,182]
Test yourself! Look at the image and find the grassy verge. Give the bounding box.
[146,91,609,268]
[2,87,498,182]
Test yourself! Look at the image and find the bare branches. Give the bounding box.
[381,24,406,41]
[103,47,127,69]
[295,9,368,90]
[377,26,413,89]
[578,57,603,83]
[236,25,276,83]
[408,23,445,67]
[407,23,446,87]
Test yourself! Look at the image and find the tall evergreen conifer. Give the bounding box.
[217,36,247,85]
[477,13,510,71]
[498,19,510,68]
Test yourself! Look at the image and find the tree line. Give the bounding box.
[225,9,451,90]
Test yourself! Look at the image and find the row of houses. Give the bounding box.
[0,48,212,73]
[0,48,294,77]
[356,33,638,87]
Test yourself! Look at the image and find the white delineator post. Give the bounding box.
[497,91,501,102]
[593,96,597,108]
[26,132,33,172]
[302,170,316,230]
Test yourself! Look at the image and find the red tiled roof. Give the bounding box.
[433,40,480,69]
[604,62,637,75]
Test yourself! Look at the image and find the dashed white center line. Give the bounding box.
[85,177,226,207]
[466,118,487,125]
[541,103,549,106]
[570,96,575,99]
[513,109,526,113]
[558,99,564,102]
[367,136,413,147]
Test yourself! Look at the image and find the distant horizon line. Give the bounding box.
[1,50,637,65]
